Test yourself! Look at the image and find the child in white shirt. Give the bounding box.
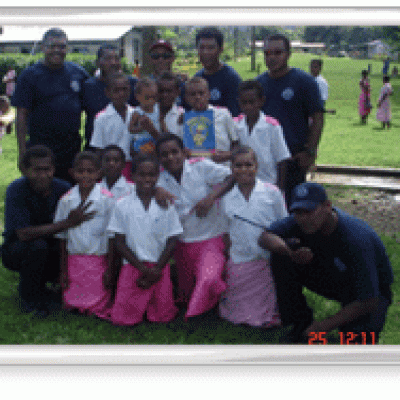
[90,72,135,182]
[220,145,287,327]
[156,133,234,319]
[234,80,291,193]
[107,153,183,326]
[53,151,116,318]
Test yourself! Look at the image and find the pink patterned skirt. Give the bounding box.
[219,259,281,328]
[174,236,227,319]
[110,262,178,326]
[64,254,112,319]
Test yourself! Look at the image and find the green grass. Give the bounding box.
[1,52,400,345]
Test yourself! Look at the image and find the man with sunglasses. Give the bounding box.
[81,44,139,150]
[256,34,324,206]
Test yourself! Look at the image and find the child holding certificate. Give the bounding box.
[179,77,238,163]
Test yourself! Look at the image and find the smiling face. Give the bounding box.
[23,156,55,195]
[135,83,158,113]
[133,160,160,195]
[231,151,258,188]
[150,47,175,77]
[42,35,67,69]
[72,159,100,192]
[158,79,180,111]
[102,149,125,182]
[263,39,290,78]
[157,139,185,177]
[106,77,131,110]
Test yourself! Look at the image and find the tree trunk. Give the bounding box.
[141,26,158,77]
[251,26,256,71]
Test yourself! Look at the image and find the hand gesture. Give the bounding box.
[66,201,96,228]
[154,187,177,209]
[139,115,156,133]
[129,112,141,133]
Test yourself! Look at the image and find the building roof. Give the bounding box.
[0,25,133,43]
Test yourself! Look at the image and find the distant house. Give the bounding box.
[253,40,325,55]
[0,25,143,64]
[349,39,392,60]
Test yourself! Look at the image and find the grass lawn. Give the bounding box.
[1,52,400,345]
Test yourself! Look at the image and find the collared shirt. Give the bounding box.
[222,179,288,263]
[107,191,183,263]
[176,105,238,152]
[90,103,135,161]
[164,103,185,136]
[157,158,231,243]
[99,176,135,200]
[54,184,115,255]
[234,111,291,185]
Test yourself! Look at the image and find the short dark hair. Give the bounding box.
[383,75,390,83]
[97,44,120,61]
[362,69,368,76]
[135,77,157,96]
[131,152,160,174]
[231,145,258,164]
[155,133,184,156]
[42,28,67,44]
[103,144,126,163]
[185,76,209,91]
[105,71,129,89]
[238,80,265,99]
[311,59,323,68]
[73,151,101,170]
[157,71,181,90]
[195,27,224,48]
[264,34,291,52]
[21,145,55,169]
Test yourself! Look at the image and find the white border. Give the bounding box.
[1,6,399,367]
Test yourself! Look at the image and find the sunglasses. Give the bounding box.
[264,50,286,56]
[150,53,173,60]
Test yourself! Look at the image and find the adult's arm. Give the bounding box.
[304,297,380,337]
[16,201,96,242]
[15,107,30,169]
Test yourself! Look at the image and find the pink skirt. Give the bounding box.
[110,262,178,326]
[64,254,112,319]
[219,259,280,328]
[174,236,227,319]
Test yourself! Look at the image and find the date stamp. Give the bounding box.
[308,331,376,345]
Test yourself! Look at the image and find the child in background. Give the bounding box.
[178,77,238,164]
[376,75,393,129]
[99,145,135,199]
[234,80,290,193]
[359,70,371,125]
[0,96,15,153]
[157,71,185,136]
[129,77,161,157]
[220,146,287,327]
[156,133,234,319]
[107,153,182,326]
[90,72,135,182]
[54,151,115,318]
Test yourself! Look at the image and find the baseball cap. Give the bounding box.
[289,182,328,213]
[150,40,174,53]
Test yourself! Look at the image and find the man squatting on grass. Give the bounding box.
[1,145,95,316]
[258,182,393,344]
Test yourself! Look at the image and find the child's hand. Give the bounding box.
[139,115,158,137]
[211,151,231,163]
[66,201,96,228]
[191,196,215,218]
[154,187,177,208]
[129,112,141,133]
[290,247,314,265]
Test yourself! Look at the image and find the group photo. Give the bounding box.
[0,20,399,347]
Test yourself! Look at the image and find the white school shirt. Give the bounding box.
[164,103,184,136]
[90,103,135,161]
[221,179,288,264]
[234,112,291,185]
[176,105,238,152]
[157,158,231,243]
[54,184,116,255]
[315,75,329,102]
[99,176,135,200]
[107,191,183,263]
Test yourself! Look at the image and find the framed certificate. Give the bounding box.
[183,110,215,157]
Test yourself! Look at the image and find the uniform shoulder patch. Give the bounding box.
[264,115,280,126]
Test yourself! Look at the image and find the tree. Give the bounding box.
[141,26,158,76]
